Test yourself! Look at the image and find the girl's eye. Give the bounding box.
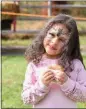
[59,38,65,43]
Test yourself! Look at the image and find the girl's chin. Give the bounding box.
[45,53,58,59]
[45,49,61,58]
[47,52,56,56]
[46,51,58,57]
[46,49,57,56]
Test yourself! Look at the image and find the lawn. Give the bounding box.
[2,39,33,47]
[2,56,32,108]
[2,55,86,108]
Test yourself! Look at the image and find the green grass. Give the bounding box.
[77,21,86,31]
[2,39,33,46]
[2,56,32,108]
[2,55,86,108]
[79,36,86,46]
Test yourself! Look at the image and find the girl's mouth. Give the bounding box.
[49,45,57,50]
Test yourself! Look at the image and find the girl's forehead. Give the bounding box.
[48,24,68,33]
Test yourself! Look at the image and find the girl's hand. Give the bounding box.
[48,64,68,85]
[55,71,68,85]
[41,70,55,86]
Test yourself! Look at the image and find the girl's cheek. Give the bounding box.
[57,44,64,53]
[59,42,65,49]
[44,37,51,45]
[45,38,51,43]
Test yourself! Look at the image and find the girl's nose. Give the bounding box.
[51,37,58,45]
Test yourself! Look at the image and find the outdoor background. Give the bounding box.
[1,1,86,108]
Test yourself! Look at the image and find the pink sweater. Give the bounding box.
[21,57,86,108]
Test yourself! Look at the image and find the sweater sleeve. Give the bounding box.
[21,62,50,105]
[60,59,86,102]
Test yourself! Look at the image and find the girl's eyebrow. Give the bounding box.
[49,32,55,36]
[48,32,56,37]
[48,30,57,35]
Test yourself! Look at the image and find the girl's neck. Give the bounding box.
[43,53,60,59]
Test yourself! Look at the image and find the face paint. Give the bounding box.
[56,28,70,38]
[56,28,63,37]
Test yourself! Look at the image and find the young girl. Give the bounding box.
[21,14,86,108]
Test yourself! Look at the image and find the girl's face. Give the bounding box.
[43,23,69,58]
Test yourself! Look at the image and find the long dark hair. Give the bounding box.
[25,14,84,71]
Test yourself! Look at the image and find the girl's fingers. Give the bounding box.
[44,76,55,86]
[47,77,55,83]
[43,70,54,77]
[55,75,67,84]
[44,74,55,81]
[43,72,55,81]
